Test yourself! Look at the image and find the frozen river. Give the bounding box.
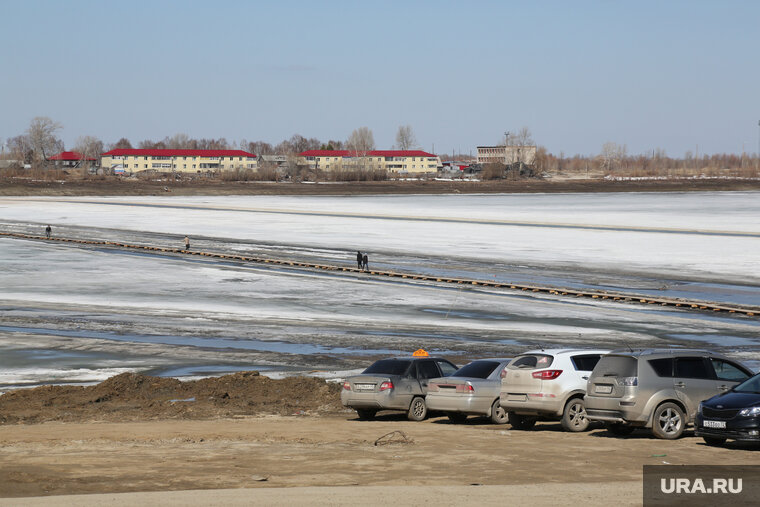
[1,192,759,389]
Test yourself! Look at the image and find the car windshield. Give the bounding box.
[363,359,411,376]
[733,373,760,394]
[593,355,637,377]
[453,360,501,379]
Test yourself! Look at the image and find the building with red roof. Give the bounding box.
[298,149,441,174]
[48,151,97,169]
[100,149,258,174]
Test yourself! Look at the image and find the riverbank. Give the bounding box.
[3,176,760,196]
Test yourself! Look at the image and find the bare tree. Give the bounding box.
[512,127,534,146]
[599,142,627,172]
[395,125,417,150]
[26,117,63,163]
[112,138,133,150]
[248,141,273,155]
[346,127,375,153]
[6,135,32,164]
[165,133,191,149]
[74,136,104,172]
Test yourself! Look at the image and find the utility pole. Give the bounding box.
[504,131,510,164]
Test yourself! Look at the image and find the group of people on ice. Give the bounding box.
[356,251,369,272]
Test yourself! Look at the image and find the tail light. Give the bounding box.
[379,381,394,391]
[532,369,562,380]
[456,383,474,393]
[342,381,351,390]
[427,383,439,392]
[500,368,507,379]
[617,377,638,386]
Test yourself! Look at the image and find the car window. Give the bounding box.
[674,357,711,379]
[571,354,602,372]
[509,354,554,370]
[711,359,751,382]
[363,359,411,376]
[452,360,500,379]
[417,360,441,380]
[648,358,674,377]
[592,355,637,377]
[733,373,760,393]
[436,360,458,377]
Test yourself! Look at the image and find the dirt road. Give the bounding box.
[1,414,757,503]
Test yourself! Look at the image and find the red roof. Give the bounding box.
[102,149,257,157]
[49,151,96,161]
[299,150,437,157]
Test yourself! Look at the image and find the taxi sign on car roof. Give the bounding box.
[412,349,429,357]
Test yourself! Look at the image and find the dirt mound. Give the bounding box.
[0,372,345,425]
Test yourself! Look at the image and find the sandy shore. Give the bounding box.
[1,414,758,504]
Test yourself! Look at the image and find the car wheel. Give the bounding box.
[407,397,428,421]
[652,402,686,440]
[447,413,468,424]
[605,423,635,436]
[703,436,727,446]
[490,399,509,425]
[356,409,376,420]
[508,412,536,430]
[561,398,590,432]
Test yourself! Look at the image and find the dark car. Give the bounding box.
[695,371,760,445]
[341,353,458,421]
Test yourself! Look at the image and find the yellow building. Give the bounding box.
[100,149,258,174]
[299,150,441,174]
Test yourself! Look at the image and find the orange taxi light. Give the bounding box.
[412,349,429,357]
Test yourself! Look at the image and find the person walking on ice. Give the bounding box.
[356,250,363,270]
[45,225,51,239]
[362,253,369,272]
[184,236,190,250]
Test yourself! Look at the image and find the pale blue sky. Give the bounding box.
[2,0,759,156]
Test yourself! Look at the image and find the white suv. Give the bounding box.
[500,349,610,432]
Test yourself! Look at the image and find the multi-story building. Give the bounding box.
[476,145,536,166]
[299,150,441,174]
[100,149,258,174]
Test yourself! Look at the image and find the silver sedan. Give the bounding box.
[426,358,512,424]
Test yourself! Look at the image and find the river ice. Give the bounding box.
[1,192,759,389]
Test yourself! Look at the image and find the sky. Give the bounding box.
[1,0,759,157]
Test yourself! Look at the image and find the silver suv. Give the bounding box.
[585,349,754,439]
[500,349,610,432]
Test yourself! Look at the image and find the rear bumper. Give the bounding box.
[426,394,491,415]
[585,396,647,425]
[499,395,563,416]
[340,390,406,411]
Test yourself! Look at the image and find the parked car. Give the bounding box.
[426,358,512,424]
[695,370,760,445]
[500,349,610,432]
[585,348,754,439]
[341,352,458,421]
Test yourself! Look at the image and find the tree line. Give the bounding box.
[2,117,757,179]
[0,117,421,166]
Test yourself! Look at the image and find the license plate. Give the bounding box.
[507,394,527,402]
[702,420,726,429]
[594,385,613,394]
[354,383,375,391]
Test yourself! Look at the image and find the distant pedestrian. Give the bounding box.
[362,253,369,272]
[45,225,51,239]
[356,250,363,269]
[184,236,190,250]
